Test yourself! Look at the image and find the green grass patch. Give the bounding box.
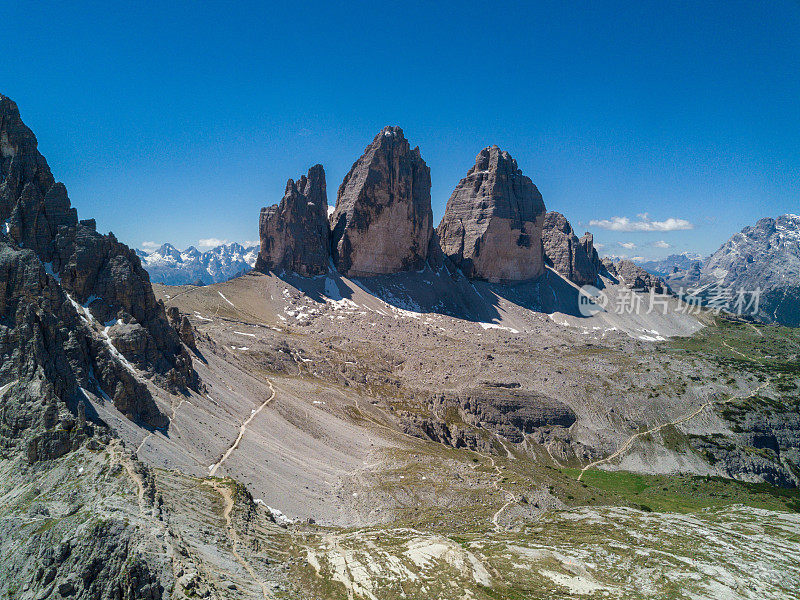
[561,468,800,513]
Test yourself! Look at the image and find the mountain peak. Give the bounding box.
[155,242,181,258]
[437,146,546,282]
[666,213,800,325]
[330,127,432,277]
[256,164,330,276]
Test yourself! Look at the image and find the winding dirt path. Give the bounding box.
[136,395,192,454]
[204,480,272,599]
[722,340,761,363]
[545,439,566,469]
[486,452,516,531]
[577,381,770,481]
[162,287,197,305]
[209,379,276,476]
[108,441,147,513]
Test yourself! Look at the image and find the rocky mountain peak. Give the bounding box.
[1,94,198,457]
[155,242,181,260]
[330,127,432,277]
[256,163,330,276]
[542,211,600,286]
[666,214,800,325]
[436,145,546,282]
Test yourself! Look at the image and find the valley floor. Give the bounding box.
[5,269,799,599]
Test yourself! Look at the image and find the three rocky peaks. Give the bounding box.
[257,126,601,286]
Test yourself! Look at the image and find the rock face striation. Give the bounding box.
[330,127,433,277]
[437,146,546,282]
[256,164,330,276]
[0,94,198,458]
[542,211,600,286]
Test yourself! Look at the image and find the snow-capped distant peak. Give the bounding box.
[138,241,259,285]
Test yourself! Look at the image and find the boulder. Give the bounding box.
[437,146,546,282]
[330,126,432,277]
[255,164,329,276]
[542,211,600,286]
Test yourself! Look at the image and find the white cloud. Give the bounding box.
[198,238,229,249]
[619,241,636,249]
[589,215,694,232]
[631,256,645,261]
[141,241,159,251]
[653,240,671,249]
[593,242,605,249]
[243,240,260,247]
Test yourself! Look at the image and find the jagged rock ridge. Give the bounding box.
[0,94,197,458]
[256,164,330,276]
[330,126,433,277]
[542,211,600,286]
[437,146,546,282]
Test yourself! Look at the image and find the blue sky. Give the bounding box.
[3,1,798,259]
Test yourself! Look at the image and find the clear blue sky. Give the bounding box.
[3,1,798,259]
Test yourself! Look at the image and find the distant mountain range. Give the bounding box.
[136,242,258,285]
[636,253,703,277]
[664,215,800,326]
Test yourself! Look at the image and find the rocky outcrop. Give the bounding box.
[401,415,494,454]
[429,386,576,444]
[256,164,330,276]
[0,94,197,456]
[606,259,669,293]
[1,95,196,392]
[542,211,600,286]
[0,242,165,461]
[330,126,432,277]
[167,306,196,349]
[437,146,546,282]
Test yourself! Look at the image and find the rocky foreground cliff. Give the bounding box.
[1,95,198,449]
[0,95,212,599]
